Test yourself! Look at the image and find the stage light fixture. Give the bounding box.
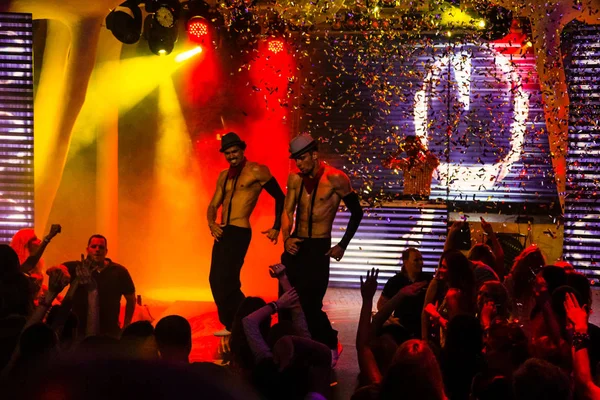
[188,16,210,42]
[267,38,284,54]
[144,14,179,56]
[105,0,143,44]
[146,0,181,28]
[184,0,222,45]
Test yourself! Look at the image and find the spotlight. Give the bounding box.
[267,38,284,54]
[106,0,143,44]
[187,16,210,42]
[144,14,179,56]
[184,0,221,44]
[145,0,181,28]
[478,20,486,28]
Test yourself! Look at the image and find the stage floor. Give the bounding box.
[141,287,600,400]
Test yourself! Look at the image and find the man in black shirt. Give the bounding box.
[63,234,135,338]
[377,247,430,338]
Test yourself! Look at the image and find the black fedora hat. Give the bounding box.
[220,132,247,152]
[289,133,318,159]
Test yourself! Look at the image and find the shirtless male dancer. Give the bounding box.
[208,132,285,336]
[281,133,363,366]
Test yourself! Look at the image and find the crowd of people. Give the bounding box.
[1,222,599,399]
[352,221,600,400]
[1,131,599,399]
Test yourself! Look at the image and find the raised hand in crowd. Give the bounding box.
[276,288,300,310]
[76,261,97,291]
[564,292,600,399]
[269,263,294,293]
[360,268,379,301]
[269,263,286,279]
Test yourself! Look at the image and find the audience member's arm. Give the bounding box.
[123,293,136,329]
[20,224,61,274]
[480,217,505,279]
[23,267,70,330]
[443,221,464,252]
[270,264,310,339]
[76,263,99,337]
[565,293,600,399]
[376,294,389,311]
[121,267,136,330]
[371,281,428,336]
[242,289,299,363]
[356,268,382,385]
[1,267,69,379]
[421,277,440,340]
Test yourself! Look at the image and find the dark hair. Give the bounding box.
[512,358,571,400]
[566,272,591,310]
[121,320,154,339]
[440,250,476,311]
[155,315,192,356]
[0,247,34,319]
[19,323,58,358]
[478,281,509,318]
[540,266,567,297]
[510,245,545,300]
[0,244,21,278]
[230,297,268,371]
[550,285,584,332]
[468,243,496,271]
[18,357,261,400]
[379,340,446,400]
[87,234,108,247]
[402,248,419,264]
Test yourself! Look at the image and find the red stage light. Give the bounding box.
[187,16,209,42]
[267,39,284,54]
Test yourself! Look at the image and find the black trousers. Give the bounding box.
[209,225,252,331]
[281,238,338,349]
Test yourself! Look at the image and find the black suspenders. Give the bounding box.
[222,168,243,226]
[292,175,321,238]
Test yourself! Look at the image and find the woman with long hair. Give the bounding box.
[422,250,476,346]
[503,245,546,336]
[10,224,61,279]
